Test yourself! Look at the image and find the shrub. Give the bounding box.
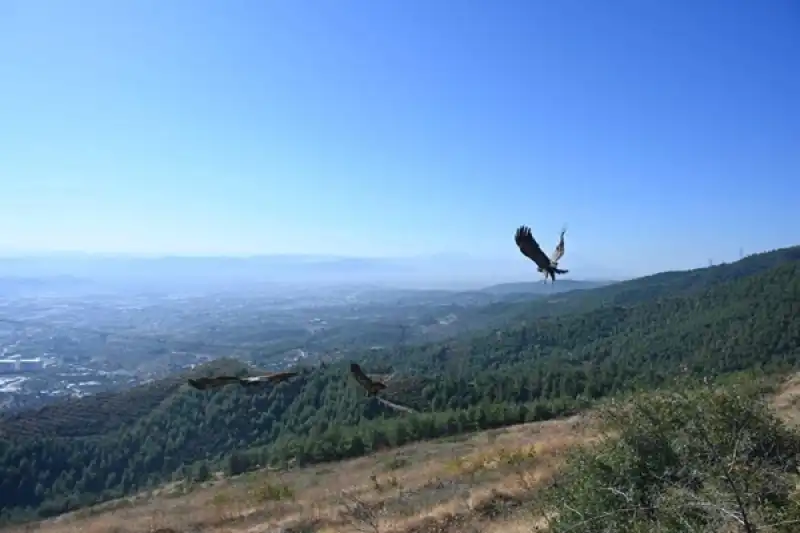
[538,382,800,533]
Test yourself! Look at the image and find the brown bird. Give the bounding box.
[188,371,298,391]
[348,362,417,414]
[349,363,388,395]
[514,225,569,283]
[537,226,567,281]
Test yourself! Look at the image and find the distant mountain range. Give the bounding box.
[0,253,619,293]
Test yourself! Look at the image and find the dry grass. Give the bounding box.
[10,374,800,533]
[772,372,800,426]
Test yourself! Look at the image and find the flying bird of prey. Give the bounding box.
[514,225,569,283]
[188,371,298,391]
[537,227,567,282]
[349,363,389,395]
[348,362,417,414]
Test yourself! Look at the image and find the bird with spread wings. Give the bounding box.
[514,225,569,283]
[188,371,299,391]
[537,226,567,282]
[348,362,417,414]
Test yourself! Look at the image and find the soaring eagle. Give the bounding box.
[514,225,569,283]
[188,371,298,391]
[349,363,388,395]
[348,362,416,414]
[537,227,566,281]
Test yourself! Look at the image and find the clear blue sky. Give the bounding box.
[1,0,798,276]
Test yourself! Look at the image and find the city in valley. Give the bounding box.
[0,255,607,412]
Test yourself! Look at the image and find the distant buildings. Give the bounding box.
[0,357,44,374]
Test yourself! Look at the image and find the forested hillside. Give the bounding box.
[1,246,798,524]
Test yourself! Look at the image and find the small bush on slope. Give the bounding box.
[538,381,800,533]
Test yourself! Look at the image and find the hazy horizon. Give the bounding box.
[2,1,798,275]
[0,250,626,290]
[0,241,788,289]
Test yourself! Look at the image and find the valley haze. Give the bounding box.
[0,253,619,292]
[0,248,615,414]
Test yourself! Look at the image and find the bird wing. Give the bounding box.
[240,371,299,385]
[550,227,566,265]
[188,376,240,390]
[375,396,417,414]
[378,373,434,412]
[514,225,551,269]
[349,362,387,394]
